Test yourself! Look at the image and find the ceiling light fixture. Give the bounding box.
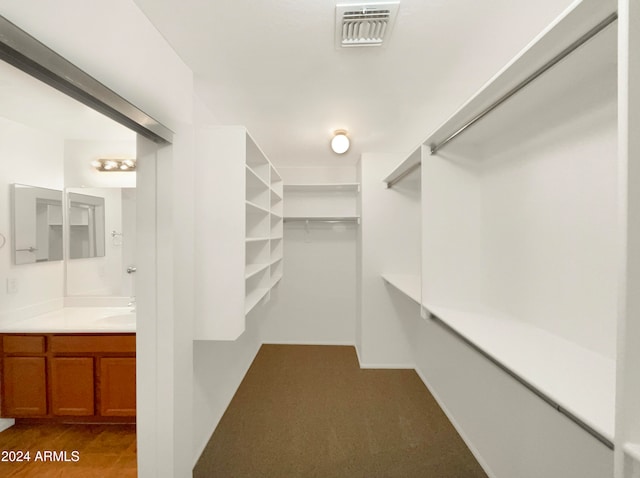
[330,130,350,154]
[92,158,137,172]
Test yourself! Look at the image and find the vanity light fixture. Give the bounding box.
[330,130,350,154]
[91,158,136,172]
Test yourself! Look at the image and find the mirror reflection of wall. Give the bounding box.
[68,192,106,259]
[65,187,136,297]
[11,184,64,265]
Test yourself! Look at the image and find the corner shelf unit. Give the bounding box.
[412,0,618,450]
[195,126,284,340]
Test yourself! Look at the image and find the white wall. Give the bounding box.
[480,98,618,359]
[260,166,358,345]
[358,153,416,367]
[64,139,137,298]
[0,116,64,320]
[192,309,262,463]
[65,187,124,296]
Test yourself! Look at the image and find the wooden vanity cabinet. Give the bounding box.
[0,333,136,422]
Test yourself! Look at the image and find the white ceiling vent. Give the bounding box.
[336,2,400,48]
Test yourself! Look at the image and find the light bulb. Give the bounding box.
[331,131,350,154]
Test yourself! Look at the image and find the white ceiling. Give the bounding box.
[133,0,574,168]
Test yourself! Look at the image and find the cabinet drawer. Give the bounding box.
[3,335,45,354]
[50,335,135,354]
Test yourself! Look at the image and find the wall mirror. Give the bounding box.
[65,187,136,297]
[11,183,64,265]
[67,190,106,259]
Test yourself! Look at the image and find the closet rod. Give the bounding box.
[428,312,614,450]
[386,162,421,189]
[429,12,618,155]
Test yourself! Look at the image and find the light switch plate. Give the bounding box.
[6,277,18,294]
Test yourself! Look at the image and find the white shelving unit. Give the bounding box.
[417,0,618,449]
[283,181,360,221]
[270,166,284,286]
[195,126,284,340]
[283,183,360,192]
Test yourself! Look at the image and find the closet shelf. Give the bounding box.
[245,287,270,315]
[423,302,615,447]
[246,201,270,215]
[271,256,283,265]
[421,0,617,156]
[623,443,640,464]
[245,263,270,280]
[283,216,360,224]
[382,147,422,189]
[381,274,420,304]
[246,165,270,189]
[283,183,360,192]
[246,237,270,243]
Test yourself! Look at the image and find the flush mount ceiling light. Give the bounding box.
[91,158,137,172]
[331,130,350,154]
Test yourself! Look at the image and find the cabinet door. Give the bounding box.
[99,358,136,416]
[2,357,47,416]
[50,357,94,416]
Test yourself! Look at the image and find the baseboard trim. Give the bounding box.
[353,343,415,369]
[414,367,497,478]
[261,340,356,347]
[359,362,415,369]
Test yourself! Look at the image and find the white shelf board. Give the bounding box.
[246,237,270,243]
[245,287,269,315]
[246,200,270,215]
[246,165,270,189]
[245,164,270,189]
[283,183,360,192]
[271,188,283,201]
[271,256,283,265]
[270,236,283,241]
[271,275,283,287]
[270,165,282,182]
[270,212,283,219]
[623,442,640,463]
[245,263,270,279]
[423,302,616,443]
[382,147,421,187]
[422,0,617,153]
[283,216,360,223]
[381,274,420,304]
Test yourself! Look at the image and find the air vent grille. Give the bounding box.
[336,3,400,48]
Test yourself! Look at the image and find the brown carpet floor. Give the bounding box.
[194,344,487,478]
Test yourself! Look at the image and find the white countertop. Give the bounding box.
[0,307,136,333]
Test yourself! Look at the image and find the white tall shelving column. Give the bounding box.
[194,126,283,341]
[615,0,640,475]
